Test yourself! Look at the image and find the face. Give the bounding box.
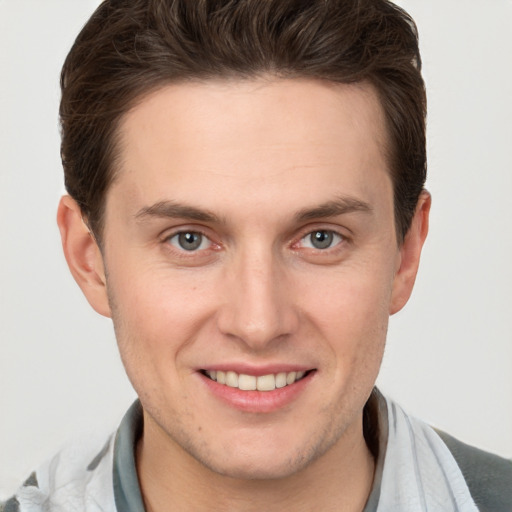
[65,78,427,480]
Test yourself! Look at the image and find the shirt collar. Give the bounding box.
[113,400,146,512]
[112,390,386,512]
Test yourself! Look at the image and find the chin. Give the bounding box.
[201,453,311,481]
[186,431,332,482]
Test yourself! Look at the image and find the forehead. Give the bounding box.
[110,78,391,220]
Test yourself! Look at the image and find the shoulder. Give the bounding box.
[436,429,512,512]
[1,432,116,512]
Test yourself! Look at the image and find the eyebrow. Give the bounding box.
[294,196,373,221]
[134,196,372,225]
[134,201,221,223]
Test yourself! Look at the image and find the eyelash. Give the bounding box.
[166,231,212,252]
[162,226,347,258]
[297,229,345,251]
[161,228,219,261]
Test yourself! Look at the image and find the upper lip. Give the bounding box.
[198,363,315,377]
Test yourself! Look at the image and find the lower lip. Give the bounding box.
[200,372,315,413]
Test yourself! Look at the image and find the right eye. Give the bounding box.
[167,231,212,252]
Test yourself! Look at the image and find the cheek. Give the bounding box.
[105,271,209,410]
[106,262,216,370]
[305,262,393,330]
[300,263,393,370]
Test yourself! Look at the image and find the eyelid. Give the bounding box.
[167,231,212,251]
[299,230,344,250]
[160,224,212,242]
[160,225,220,254]
[293,223,350,244]
[300,229,345,252]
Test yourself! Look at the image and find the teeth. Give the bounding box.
[238,374,257,390]
[286,371,297,385]
[256,374,276,391]
[275,372,287,388]
[204,369,308,392]
[225,371,239,388]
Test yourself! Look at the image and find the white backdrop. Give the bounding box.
[1,0,511,499]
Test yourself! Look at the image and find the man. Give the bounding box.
[2,0,510,511]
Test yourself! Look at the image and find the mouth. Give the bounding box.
[200,369,312,391]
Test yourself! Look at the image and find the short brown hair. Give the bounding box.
[60,0,426,242]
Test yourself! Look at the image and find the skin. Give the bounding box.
[58,78,430,511]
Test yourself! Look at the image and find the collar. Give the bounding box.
[112,390,386,512]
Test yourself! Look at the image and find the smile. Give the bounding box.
[202,370,308,391]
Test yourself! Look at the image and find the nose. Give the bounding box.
[216,246,299,351]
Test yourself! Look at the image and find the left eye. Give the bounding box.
[300,230,343,250]
[167,231,211,251]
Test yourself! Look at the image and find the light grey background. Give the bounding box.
[1,0,511,498]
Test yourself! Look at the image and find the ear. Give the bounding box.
[57,195,112,318]
[390,190,431,315]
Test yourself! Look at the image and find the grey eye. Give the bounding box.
[302,230,342,250]
[169,231,209,251]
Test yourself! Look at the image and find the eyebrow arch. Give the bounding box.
[295,197,373,222]
[134,196,371,224]
[134,201,221,224]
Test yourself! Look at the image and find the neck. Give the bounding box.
[137,413,376,512]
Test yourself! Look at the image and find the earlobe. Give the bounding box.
[57,195,112,318]
[390,190,431,315]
